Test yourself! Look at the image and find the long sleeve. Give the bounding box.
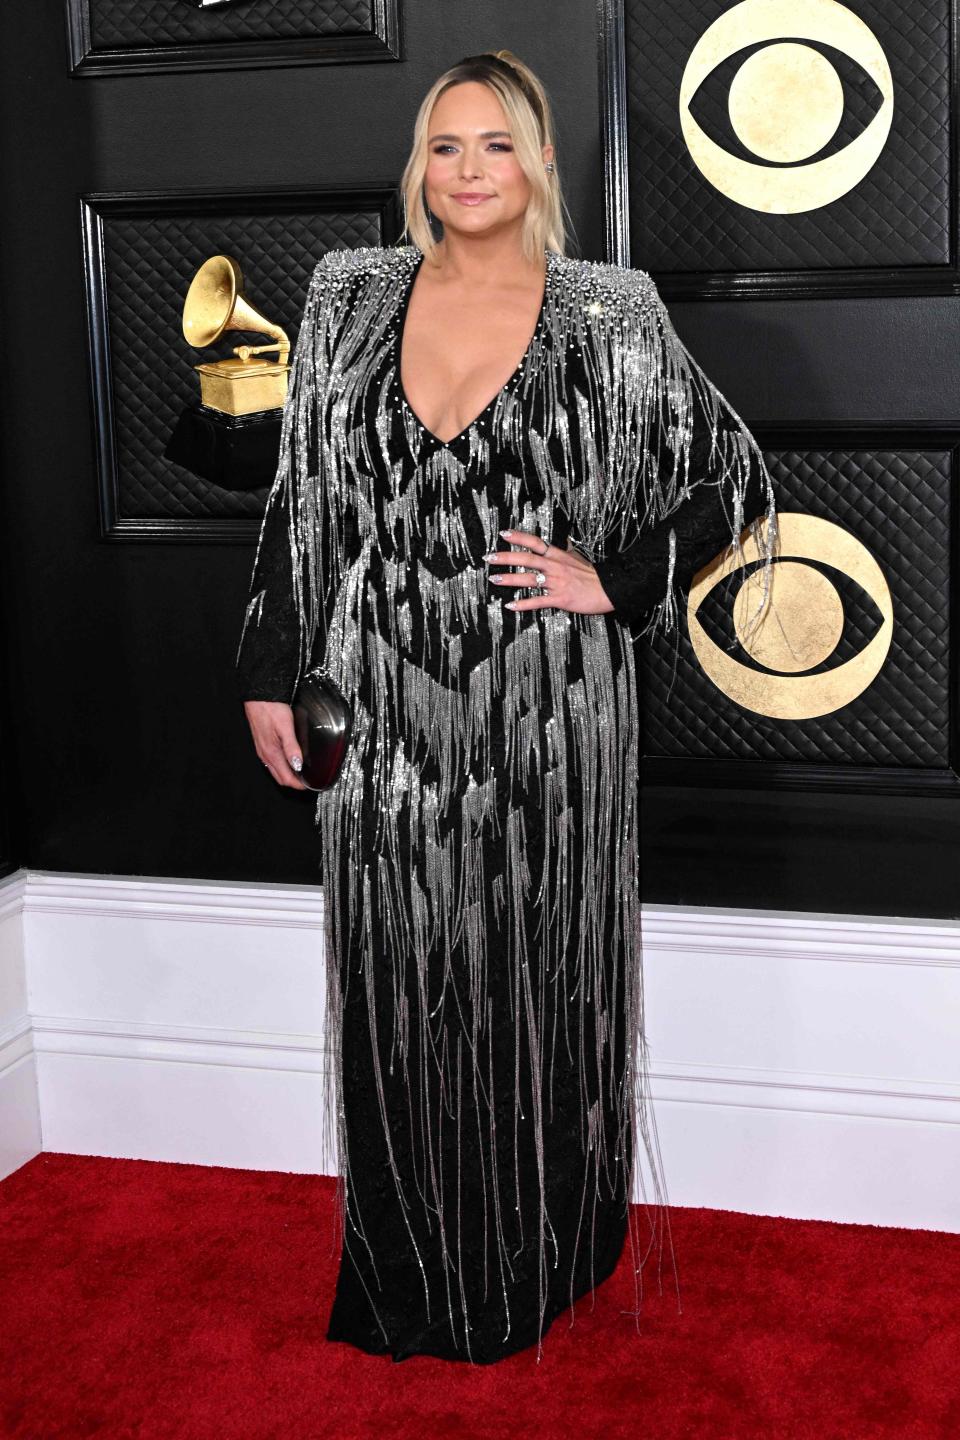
[585,275,778,648]
[235,256,332,704]
[592,389,771,639]
[235,479,303,703]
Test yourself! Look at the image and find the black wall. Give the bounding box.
[0,2,957,917]
[643,292,960,920]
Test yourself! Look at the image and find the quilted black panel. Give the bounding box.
[624,0,951,273]
[90,0,371,48]
[99,205,382,522]
[640,449,952,767]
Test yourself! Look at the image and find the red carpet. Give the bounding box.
[2,1153,958,1439]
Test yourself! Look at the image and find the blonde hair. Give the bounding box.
[397,50,574,265]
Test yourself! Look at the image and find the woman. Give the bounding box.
[236,50,779,1365]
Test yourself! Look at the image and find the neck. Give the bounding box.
[423,227,545,284]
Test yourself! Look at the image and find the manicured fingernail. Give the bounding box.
[490,575,503,583]
[290,756,302,772]
[483,551,498,560]
[505,601,517,609]
[499,529,512,538]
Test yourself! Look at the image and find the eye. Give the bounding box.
[687,513,894,720]
[689,41,881,167]
[679,4,895,212]
[697,556,882,675]
[430,142,513,155]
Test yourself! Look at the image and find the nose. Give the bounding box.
[459,149,483,181]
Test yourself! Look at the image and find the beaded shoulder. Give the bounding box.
[314,244,654,290]
[308,243,661,328]
[550,252,661,320]
[312,243,415,279]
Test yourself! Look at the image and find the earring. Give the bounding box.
[422,186,442,235]
[544,162,555,173]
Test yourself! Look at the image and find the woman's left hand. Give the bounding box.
[485,529,615,616]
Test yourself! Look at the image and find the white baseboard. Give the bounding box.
[2,868,958,1233]
[0,874,41,1178]
[0,1012,40,1181]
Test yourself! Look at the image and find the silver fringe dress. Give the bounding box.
[235,243,779,1365]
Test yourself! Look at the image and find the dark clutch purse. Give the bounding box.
[291,665,353,791]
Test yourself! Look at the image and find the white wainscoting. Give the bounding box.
[1,867,957,1234]
[0,874,38,1180]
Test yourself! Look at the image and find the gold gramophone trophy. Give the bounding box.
[182,255,290,418]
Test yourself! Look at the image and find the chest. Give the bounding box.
[318,261,608,549]
[396,272,548,447]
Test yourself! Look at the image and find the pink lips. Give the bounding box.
[453,194,494,205]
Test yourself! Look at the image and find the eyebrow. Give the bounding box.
[429,130,512,141]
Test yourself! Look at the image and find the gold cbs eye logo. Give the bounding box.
[679,0,895,212]
[687,514,894,720]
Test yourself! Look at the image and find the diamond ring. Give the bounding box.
[533,569,547,586]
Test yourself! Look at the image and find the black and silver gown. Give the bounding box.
[235,243,778,1365]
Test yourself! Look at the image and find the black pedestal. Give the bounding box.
[163,404,282,491]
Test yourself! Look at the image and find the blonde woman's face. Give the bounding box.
[423,80,540,238]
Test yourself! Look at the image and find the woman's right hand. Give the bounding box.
[243,700,309,791]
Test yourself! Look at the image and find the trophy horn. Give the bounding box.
[182,255,290,365]
[180,254,291,417]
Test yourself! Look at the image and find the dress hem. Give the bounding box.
[323,1208,629,1366]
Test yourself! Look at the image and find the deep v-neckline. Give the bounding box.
[395,247,551,452]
